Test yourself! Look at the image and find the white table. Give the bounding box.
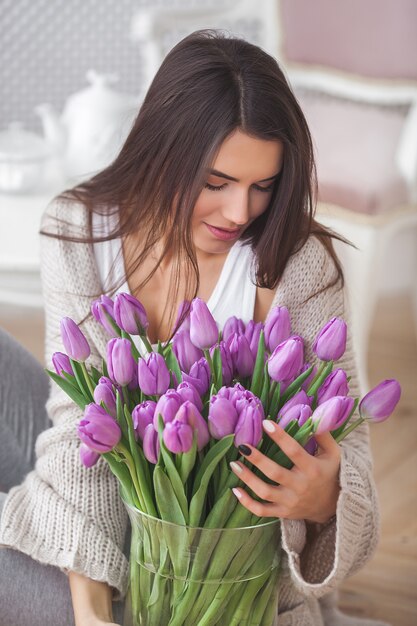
[0,184,66,307]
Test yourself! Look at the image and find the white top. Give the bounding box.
[92,212,258,338]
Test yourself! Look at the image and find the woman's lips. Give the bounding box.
[204,223,241,241]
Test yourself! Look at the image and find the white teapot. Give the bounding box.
[36,69,140,179]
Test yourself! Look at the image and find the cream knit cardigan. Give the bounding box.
[0,199,379,626]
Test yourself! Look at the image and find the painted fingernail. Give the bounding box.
[263,419,276,433]
[230,461,243,474]
[238,444,252,456]
[232,488,242,499]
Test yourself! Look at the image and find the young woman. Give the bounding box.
[0,30,388,626]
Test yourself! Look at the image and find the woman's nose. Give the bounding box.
[222,190,250,226]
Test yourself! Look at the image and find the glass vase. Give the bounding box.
[122,502,281,626]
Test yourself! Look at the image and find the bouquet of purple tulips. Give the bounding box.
[48,294,401,626]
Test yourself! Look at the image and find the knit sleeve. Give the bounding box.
[0,198,129,600]
[275,235,380,598]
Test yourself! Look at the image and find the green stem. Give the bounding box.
[141,334,154,354]
[117,442,147,512]
[334,417,365,443]
[80,362,96,398]
[307,360,333,397]
[204,349,215,384]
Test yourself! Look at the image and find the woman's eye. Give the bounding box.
[254,183,275,193]
[204,182,226,191]
[204,182,275,192]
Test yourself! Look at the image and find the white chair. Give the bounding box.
[130,0,280,97]
[278,0,417,392]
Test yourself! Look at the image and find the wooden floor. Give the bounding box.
[0,294,416,625]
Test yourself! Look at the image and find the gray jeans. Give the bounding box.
[0,328,125,625]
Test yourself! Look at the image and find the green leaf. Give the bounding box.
[124,405,156,516]
[101,358,109,378]
[103,451,135,506]
[153,466,186,525]
[189,435,234,526]
[89,365,103,385]
[279,364,314,406]
[157,415,189,523]
[307,361,334,396]
[70,358,94,401]
[164,345,182,385]
[116,390,129,440]
[268,382,281,420]
[260,363,270,411]
[45,368,88,409]
[179,432,198,485]
[250,330,265,397]
[212,346,223,389]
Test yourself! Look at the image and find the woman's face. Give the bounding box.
[191,129,284,258]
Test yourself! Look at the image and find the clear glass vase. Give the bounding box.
[122,501,281,626]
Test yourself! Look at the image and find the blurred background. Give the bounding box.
[0,1,416,624]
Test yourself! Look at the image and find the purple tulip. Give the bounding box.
[176,381,203,411]
[77,403,121,453]
[182,357,211,396]
[189,298,219,349]
[359,379,401,423]
[153,389,183,428]
[173,330,204,373]
[163,420,194,453]
[244,320,264,360]
[313,317,347,362]
[175,401,210,450]
[227,334,255,378]
[91,295,118,337]
[79,443,100,468]
[277,403,312,429]
[138,352,170,396]
[311,395,355,434]
[175,300,191,333]
[60,317,91,362]
[52,351,73,377]
[264,306,291,353]
[279,390,313,417]
[208,396,239,439]
[114,293,148,336]
[216,383,246,406]
[234,399,264,448]
[304,437,318,456]
[267,336,304,383]
[143,423,160,463]
[318,368,349,404]
[223,316,245,342]
[107,338,136,387]
[93,377,117,417]
[210,341,234,385]
[132,400,156,440]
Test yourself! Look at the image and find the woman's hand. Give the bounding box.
[230,420,341,524]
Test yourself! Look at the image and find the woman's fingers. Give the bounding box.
[261,420,313,471]
[231,445,295,488]
[314,431,341,457]
[231,486,282,518]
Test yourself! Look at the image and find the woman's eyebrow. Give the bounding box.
[209,169,280,183]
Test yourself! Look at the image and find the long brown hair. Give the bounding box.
[42,29,346,337]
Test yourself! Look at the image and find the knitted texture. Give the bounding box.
[0,199,379,621]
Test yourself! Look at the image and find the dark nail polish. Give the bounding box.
[238,444,252,456]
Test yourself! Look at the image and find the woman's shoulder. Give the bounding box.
[41,192,90,238]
